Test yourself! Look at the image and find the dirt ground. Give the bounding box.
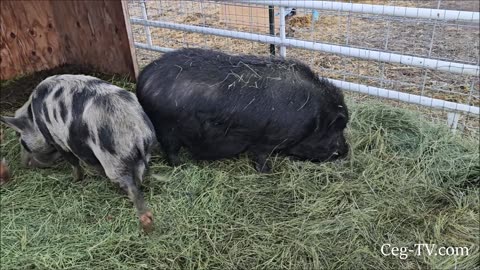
[0,65,134,116]
[0,65,89,115]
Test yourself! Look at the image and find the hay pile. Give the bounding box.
[288,15,312,28]
[0,75,478,269]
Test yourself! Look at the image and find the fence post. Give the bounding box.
[279,6,286,58]
[157,1,163,17]
[140,0,153,46]
[269,5,275,56]
[447,112,460,133]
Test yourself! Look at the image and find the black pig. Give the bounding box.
[137,48,349,172]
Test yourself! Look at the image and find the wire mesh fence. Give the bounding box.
[127,0,479,135]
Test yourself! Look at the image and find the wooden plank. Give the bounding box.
[50,0,137,80]
[220,4,279,33]
[0,0,137,81]
[121,0,139,80]
[0,1,65,80]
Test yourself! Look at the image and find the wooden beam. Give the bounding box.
[121,0,139,80]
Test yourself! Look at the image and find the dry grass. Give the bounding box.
[0,71,479,270]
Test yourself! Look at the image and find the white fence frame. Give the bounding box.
[130,0,480,115]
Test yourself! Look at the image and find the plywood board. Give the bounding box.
[0,1,64,80]
[0,0,137,81]
[220,4,279,33]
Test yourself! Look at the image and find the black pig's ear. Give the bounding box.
[0,116,28,133]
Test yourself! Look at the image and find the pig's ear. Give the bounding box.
[0,116,28,133]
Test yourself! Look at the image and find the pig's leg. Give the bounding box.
[92,165,107,178]
[133,157,149,187]
[158,132,181,167]
[57,149,84,181]
[133,161,153,231]
[251,151,271,173]
[117,175,153,233]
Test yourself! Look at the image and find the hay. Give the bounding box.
[0,74,478,269]
[287,16,312,28]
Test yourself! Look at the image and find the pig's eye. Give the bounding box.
[20,139,32,153]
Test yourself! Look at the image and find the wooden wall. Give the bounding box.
[220,5,279,32]
[0,0,137,81]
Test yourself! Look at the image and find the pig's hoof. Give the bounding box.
[73,174,84,182]
[255,163,271,173]
[140,211,154,233]
[167,155,182,167]
[73,167,84,181]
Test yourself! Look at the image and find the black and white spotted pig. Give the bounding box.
[0,75,156,232]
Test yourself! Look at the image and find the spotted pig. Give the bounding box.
[1,75,156,232]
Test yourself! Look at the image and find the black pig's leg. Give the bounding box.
[116,174,153,233]
[251,151,271,173]
[158,133,182,167]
